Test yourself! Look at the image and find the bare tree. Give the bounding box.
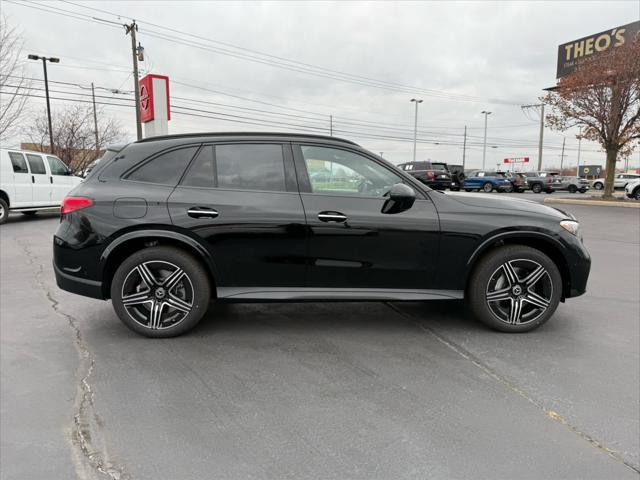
[0,15,30,142]
[26,104,126,174]
[543,39,640,198]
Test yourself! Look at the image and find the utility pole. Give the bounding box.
[481,111,491,170]
[521,103,545,171]
[28,54,59,154]
[462,125,467,169]
[329,115,333,136]
[576,126,583,174]
[410,99,423,162]
[379,152,383,158]
[91,83,100,159]
[559,137,566,170]
[125,21,143,140]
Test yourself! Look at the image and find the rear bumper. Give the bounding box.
[53,261,104,300]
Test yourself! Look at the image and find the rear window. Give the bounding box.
[215,144,286,192]
[26,154,46,174]
[127,147,198,185]
[8,152,28,173]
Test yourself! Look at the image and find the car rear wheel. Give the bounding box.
[634,188,640,200]
[482,182,493,193]
[579,188,587,194]
[467,245,562,332]
[464,188,473,192]
[531,183,542,194]
[0,198,7,224]
[593,182,604,190]
[568,185,577,193]
[111,246,211,338]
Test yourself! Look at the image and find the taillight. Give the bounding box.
[426,171,434,178]
[61,196,93,215]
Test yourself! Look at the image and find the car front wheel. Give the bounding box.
[111,246,211,337]
[467,245,562,332]
[0,198,8,224]
[483,182,493,193]
[531,183,542,193]
[593,182,603,190]
[635,188,640,200]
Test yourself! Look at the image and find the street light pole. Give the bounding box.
[576,126,583,173]
[481,111,492,170]
[410,99,423,162]
[28,54,60,154]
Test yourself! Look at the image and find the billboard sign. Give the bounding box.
[579,165,602,178]
[556,21,640,78]
[503,157,530,164]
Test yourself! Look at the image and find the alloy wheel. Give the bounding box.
[485,259,553,325]
[120,260,194,330]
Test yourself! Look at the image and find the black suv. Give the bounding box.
[396,161,453,190]
[54,133,591,337]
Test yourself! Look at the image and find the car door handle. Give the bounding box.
[187,207,219,219]
[318,211,347,223]
[50,176,53,184]
[32,175,35,183]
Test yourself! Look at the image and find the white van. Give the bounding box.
[0,148,82,224]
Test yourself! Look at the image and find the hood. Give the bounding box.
[442,191,570,219]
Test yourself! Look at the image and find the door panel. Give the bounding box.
[167,143,306,288]
[294,143,440,290]
[7,152,32,206]
[47,156,76,203]
[168,188,307,287]
[301,195,439,288]
[25,154,52,205]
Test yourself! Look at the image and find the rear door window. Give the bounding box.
[215,144,286,192]
[127,146,198,185]
[9,152,29,173]
[26,154,47,174]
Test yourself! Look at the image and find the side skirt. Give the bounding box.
[217,287,464,302]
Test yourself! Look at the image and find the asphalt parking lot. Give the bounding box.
[1,192,639,480]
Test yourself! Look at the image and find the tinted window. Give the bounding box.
[302,145,403,197]
[182,146,214,188]
[26,154,46,174]
[47,156,69,175]
[9,152,28,173]
[127,147,198,185]
[215,144,286,192]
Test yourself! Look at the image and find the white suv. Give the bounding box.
[625,178,640,200]
[592,173,640,190]
[0,148,82,224]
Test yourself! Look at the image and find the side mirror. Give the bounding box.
[381,183,416,214]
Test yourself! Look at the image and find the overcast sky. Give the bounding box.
[3,0,639,170]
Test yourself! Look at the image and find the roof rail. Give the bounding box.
[135,131,359,146]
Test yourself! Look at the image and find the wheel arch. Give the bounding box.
[0,189,9,206]
[99,229,218,299]
[465,231,571,300]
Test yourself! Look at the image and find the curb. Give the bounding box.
[544,198,640,208]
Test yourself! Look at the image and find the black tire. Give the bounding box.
[0,198,7,225]
[593,182,604,190]
[464,188,473,192]
[110,246,211,338]
[545,189,553,194]
[568,185,577,193]
[634,188,640,200]
[467,245,562,333]
[503,185,514,193]
[482,182,493,193]
[579,188,587,194]
[531,183,542,194]
[21,211,38,216]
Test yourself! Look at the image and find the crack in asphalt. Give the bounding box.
[20,243,130,480]
[385,302,640,475]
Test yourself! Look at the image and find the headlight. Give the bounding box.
[560,220,580,237]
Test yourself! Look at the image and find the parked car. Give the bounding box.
[592,173,640,190]
[555,176,589,193]
[0,148,82,224]
[463,171,513,192]
[503,172,528,193]
[625,178,640,200]
[54,132,590,337]
[397,161,452,190]
[521,171,560,194]
[429,162,465,191]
